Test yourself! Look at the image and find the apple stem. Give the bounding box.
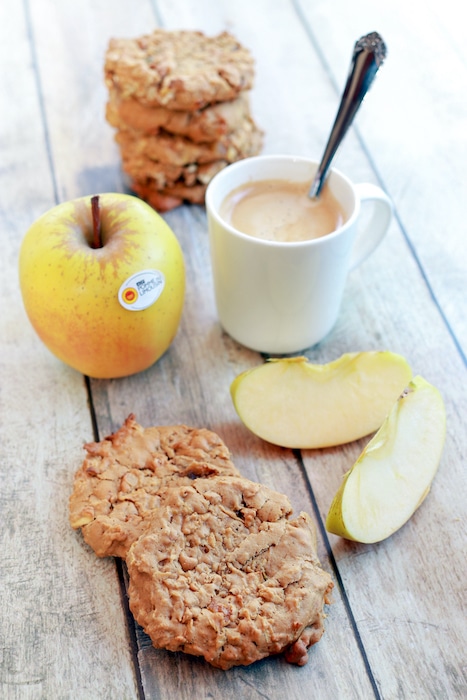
[91,195,102,249]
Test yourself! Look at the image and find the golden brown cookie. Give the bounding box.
[120,119,263,211]
[129,179,208,211]
[69,414,240,558]
[104,30,255,111]
[120,155,227,190]
[127,477,333,669]
[106,89,252,142]
[115,117,263,167]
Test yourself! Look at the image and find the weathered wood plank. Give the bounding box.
[2,0,465,698]
[294,0,467,360]
[0,1,153,698]
[287,2,467,696]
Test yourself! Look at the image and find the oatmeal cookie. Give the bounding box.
[130,179,208,211]
[106,89,251,142]
[121,155,227,190]
[69,414,240,558]
[115,117,263,167]
[104,30,255,111]
[127,477,333,669]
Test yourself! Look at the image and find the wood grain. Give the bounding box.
[0,3,141,699]
[1,0,465,698]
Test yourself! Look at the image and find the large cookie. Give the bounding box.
[69,414,240,558]
[104,30,255,111]
[106,89,252,142]
[127,476,333,669]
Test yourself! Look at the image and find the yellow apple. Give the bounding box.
[230,352,412,448]
[19,193,185,378]
[325,375,446,543]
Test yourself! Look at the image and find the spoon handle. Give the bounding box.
[309,32,387,199]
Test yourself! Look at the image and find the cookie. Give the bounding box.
[121,158,226,190]
[129,179,208,211]
[106,89,251,142]
[115,117,263,167]
[104,30,255,111]
[127,476,333,669]
[69,414,240,558]
[120,119,263,211]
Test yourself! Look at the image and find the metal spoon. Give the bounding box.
[309,31,387,199]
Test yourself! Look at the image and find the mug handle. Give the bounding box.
[349,183,393,270]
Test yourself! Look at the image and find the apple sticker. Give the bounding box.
[118,269,165,311]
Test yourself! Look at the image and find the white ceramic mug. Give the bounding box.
[205,155,393,354]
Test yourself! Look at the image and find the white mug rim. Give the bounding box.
[205,154,360,248]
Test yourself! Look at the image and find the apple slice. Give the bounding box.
[230,352,412,448]
[325,375,446,543]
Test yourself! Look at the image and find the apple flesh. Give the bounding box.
[325,375,446,543]
[19,193,185,378]
[230,352,412,448]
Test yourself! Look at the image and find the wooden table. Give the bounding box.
[2,1,466,698]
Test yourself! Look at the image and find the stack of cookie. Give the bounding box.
[69,414,333,670]
[104,29,263,211]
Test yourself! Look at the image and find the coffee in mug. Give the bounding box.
[206,155,393,354]
[220,179,346,242]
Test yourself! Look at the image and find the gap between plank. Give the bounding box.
[23,0,60,205]
[84,375,146,700]
[293,449,383,700]
[84,375,100,441]
[149,0,166,28]
[116,560,147,700]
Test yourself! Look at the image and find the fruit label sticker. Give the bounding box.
[118,269,165,311]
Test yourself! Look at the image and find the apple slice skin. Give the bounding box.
[325,376,446,544]
[230,352,412,449]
